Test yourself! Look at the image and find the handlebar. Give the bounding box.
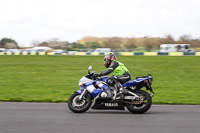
[86,72,99,80]
[92,73,99,80]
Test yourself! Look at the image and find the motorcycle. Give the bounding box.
[68,66,154,114]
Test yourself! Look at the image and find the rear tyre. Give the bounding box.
[68,92,92,113]
[126,90,152,114]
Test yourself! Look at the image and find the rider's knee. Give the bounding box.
[113,82,123,90]
[106,78,116,86]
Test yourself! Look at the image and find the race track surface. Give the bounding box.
[0,102,200,133]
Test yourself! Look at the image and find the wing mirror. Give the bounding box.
[88,66,92,74]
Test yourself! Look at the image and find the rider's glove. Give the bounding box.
[97,72,102,77]
[94,73,102,77]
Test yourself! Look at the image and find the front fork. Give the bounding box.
[78,89,87,100]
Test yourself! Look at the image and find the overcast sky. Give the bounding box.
[0,0,200,47]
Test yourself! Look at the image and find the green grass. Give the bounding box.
[0,55,200,104]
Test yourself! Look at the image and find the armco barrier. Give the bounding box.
[75,52,86,55]
[91,52,99,56]
[158,52,168,56]
[47,53,55,55]
[0,52,199,56]
[144,52,158,56]
[184,52,195,56]
[168,52,184,56]
[30,52,36,55]
[120,52,134,56]
[196,52,200,56]
[134,52,144,56]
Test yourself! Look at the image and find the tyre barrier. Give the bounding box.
[0,52,200,56]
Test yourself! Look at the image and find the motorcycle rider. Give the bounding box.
[95,53,131,99]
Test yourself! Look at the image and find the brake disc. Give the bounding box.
[132,95,144,104]
[72,96,86,107]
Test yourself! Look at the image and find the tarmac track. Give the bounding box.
[0,102,200,133]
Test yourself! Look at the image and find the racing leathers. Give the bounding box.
[97,60,131,99]
[98,60,131,84]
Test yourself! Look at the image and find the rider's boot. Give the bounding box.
[112,89,117,100]
[118,88,128,100]
[112,82,124,100]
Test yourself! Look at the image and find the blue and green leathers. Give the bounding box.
[112,61,129,76]
[97,60,130,77]
[97,58,131,85]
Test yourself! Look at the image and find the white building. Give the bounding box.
[88,48,111,53]
[31,46,52,52]
[0,48,6,52]
[160,44,190,52]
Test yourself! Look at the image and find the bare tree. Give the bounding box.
[31,40,41,47]
[178,35,191,44]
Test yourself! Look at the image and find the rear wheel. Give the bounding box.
[68,92,92,113]
[126,90,152,114]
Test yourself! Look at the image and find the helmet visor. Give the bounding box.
[104,61,108,67]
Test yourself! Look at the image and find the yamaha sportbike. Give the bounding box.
[68,66,154,114]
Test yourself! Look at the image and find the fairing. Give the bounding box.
[77,76,150,99]
[98,76,109,82]
[122,77,149,87]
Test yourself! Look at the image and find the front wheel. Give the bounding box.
[68,92,92,113]
[126,90,152,114]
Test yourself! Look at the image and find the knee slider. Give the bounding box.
[114,82,123,90]
[106,78,115,86]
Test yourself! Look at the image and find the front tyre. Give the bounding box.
[126,90,152,114]
[68,92,92,113]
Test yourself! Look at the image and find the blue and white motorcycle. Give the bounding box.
[68,66,154,114]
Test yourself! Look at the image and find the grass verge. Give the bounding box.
[0,55,200,104]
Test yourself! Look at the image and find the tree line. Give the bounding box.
[75,35,200,51]
[1,35,200,51]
